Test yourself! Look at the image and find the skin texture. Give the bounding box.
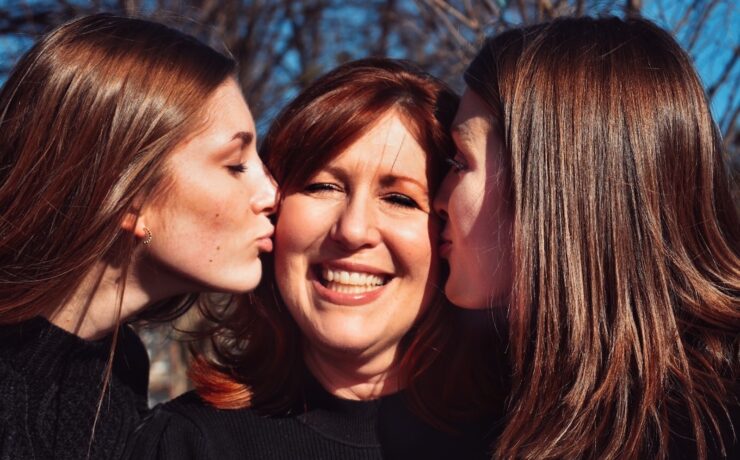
[434,89,513,309]
[274,111,440,400]
[140,79,277,295]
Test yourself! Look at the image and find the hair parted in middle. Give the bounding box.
[191,57,500,424]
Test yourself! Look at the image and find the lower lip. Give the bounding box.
[312,278,387,306]
[439,241,452,258]
[256,237,273,252]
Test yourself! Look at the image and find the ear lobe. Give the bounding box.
[120,212,147,239]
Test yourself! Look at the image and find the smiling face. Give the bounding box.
[140,78,277,294]
[434,89,513,309]
[275,110,440,376]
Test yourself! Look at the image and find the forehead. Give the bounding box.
[452,89,494,141]
[327,111,429,176]
[204,79,254,130]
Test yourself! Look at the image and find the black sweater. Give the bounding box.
[131,376,495,459]
[0,317,149,460]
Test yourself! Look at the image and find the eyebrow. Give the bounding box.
[321,166,428,193]
[378,174,428,193]
[232,131,254,146]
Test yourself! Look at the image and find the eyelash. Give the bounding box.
[384,193,419,209]
[304,182,341,194]
[305,183,419,209]
[227,163,248,174]
[445,156,467,172]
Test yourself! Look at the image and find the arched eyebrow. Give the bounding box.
[232,131,254,147]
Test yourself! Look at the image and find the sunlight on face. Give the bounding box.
[275,110,440,375]
[142,79,277,294]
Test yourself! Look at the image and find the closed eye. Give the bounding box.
[304,182,343,194]
[445,156,467,172]
[383,193,419,209]
[227,163,247,175]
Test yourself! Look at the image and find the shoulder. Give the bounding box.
[0,321,150,459]
[0,359,35,459]
[129,391,276,460]
[128,392,212,460]
[377,393,495,460]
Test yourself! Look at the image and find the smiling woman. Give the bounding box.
[131,58,499,460]
[276,109,439,399]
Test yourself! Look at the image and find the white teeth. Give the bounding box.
[321,268,385,289]
[326,282,379,294]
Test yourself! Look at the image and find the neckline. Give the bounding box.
[294,371,403,447]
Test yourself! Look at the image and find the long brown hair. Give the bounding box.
[192,58,498,424]
[0,14,235,324]
[466,16,739,459]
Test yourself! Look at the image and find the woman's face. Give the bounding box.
[141,79,277,294]
[434,89,513,309]
[275,111,440,374]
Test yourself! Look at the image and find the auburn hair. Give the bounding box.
[0,14,235,324]
[192,58,500,424]
[466,16,739,459]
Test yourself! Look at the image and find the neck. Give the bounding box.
[46,254,188,340]
[304,346,402,401]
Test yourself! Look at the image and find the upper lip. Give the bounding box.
[317,260,392,276]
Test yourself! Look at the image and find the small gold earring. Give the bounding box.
[142,227,153,245]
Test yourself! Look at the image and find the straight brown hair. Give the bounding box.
[0,14,235,324]
[466,16,739,459]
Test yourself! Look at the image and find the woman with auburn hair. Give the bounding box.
[0,14,276,458]
[132,58,499,459]
[434,16,739,459]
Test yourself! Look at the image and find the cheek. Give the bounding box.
[167,173,245,233]
[449,174,486,240]
[275,196,330,254]
[389,215,439,282]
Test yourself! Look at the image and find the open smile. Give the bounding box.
[311,263,392,305]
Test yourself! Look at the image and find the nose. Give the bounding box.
[330,196,381,250]
[251,160,278,216]
[433,173,452,220]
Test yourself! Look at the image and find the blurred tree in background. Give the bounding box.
[1,0,737,403]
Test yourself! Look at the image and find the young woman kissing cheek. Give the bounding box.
[434,89,513,310]
[140,79,277,295]
[274,111,440,391]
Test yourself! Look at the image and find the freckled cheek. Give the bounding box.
[188,181,250,232]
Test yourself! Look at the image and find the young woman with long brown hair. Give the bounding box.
[434,16,739,459]
[131,58,499,459]
[0,14,276,458]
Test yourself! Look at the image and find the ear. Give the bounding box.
[120,212,148,239]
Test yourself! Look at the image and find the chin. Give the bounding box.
[445,280,487,310]
[312,326,378,356]
[213,266,264,294]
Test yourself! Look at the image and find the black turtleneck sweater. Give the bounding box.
[0,317,149,460]
[130,375,494,459]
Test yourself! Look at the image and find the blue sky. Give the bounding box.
[1,1,737,124]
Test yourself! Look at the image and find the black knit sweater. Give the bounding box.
[130,375,495,459]
[0,317,149,460]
